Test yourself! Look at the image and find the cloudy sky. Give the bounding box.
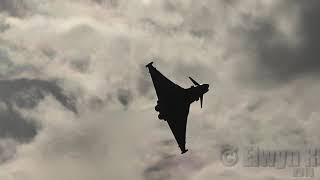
[0,0,320,179]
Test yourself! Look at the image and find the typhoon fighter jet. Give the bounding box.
[146,62,210,154]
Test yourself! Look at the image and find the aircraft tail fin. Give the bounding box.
[189,77,200,86]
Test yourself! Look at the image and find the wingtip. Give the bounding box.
[146,61,154,68]
[181,149,189,154]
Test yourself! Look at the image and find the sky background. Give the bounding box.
[0,0,320,179]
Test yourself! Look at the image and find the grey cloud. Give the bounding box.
[144,159,172,180]
[0,102,37,142]
[0,43,42,79]
[0,0,31,17]
[0,79,77,113]
[0,78,77,142]
[140,18,181,36]
[117,88,133,108]
[40,47,56,60]
[173,61,214,85]
[244,1,320,82]
[0,78,77,164]
[0,140,17,164]
[144,152,206,180]
[70,55,91,73]
[0,17,10,32]
[136,64,153,98]
[137,74,152,97]
[137,0,235,39]
[0,0,319,180]
[92,0,118,8]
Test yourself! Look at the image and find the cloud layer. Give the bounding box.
[0,0,320,180]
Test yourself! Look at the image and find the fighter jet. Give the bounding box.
[146,62,210,154]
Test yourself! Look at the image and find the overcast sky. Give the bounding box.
[0,0,320,179]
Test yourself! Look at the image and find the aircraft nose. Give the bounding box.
[203,84,209,92]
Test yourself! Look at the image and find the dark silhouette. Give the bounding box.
[146,62,210,154]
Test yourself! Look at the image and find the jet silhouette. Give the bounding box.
[146,62,209,154]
